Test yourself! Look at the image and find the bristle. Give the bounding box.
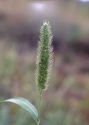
[36,22,53,93]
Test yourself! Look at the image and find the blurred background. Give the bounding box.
[0,0,89,125]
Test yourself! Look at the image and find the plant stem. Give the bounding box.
[37,90,43,125]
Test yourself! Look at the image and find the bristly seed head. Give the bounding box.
[36,21,53,94]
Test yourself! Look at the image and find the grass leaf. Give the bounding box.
[0,97,38,123]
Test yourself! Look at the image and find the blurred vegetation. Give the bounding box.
[0,0,89,125]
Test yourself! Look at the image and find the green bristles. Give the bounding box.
[36,21,53,93]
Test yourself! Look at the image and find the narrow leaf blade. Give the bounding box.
[0,97,38,123]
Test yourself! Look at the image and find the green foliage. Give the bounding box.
[3,97,38,124]
[36,22,53,93]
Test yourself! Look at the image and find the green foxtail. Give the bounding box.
[36,21,53,94]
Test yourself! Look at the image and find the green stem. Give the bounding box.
[37,89,43,125]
